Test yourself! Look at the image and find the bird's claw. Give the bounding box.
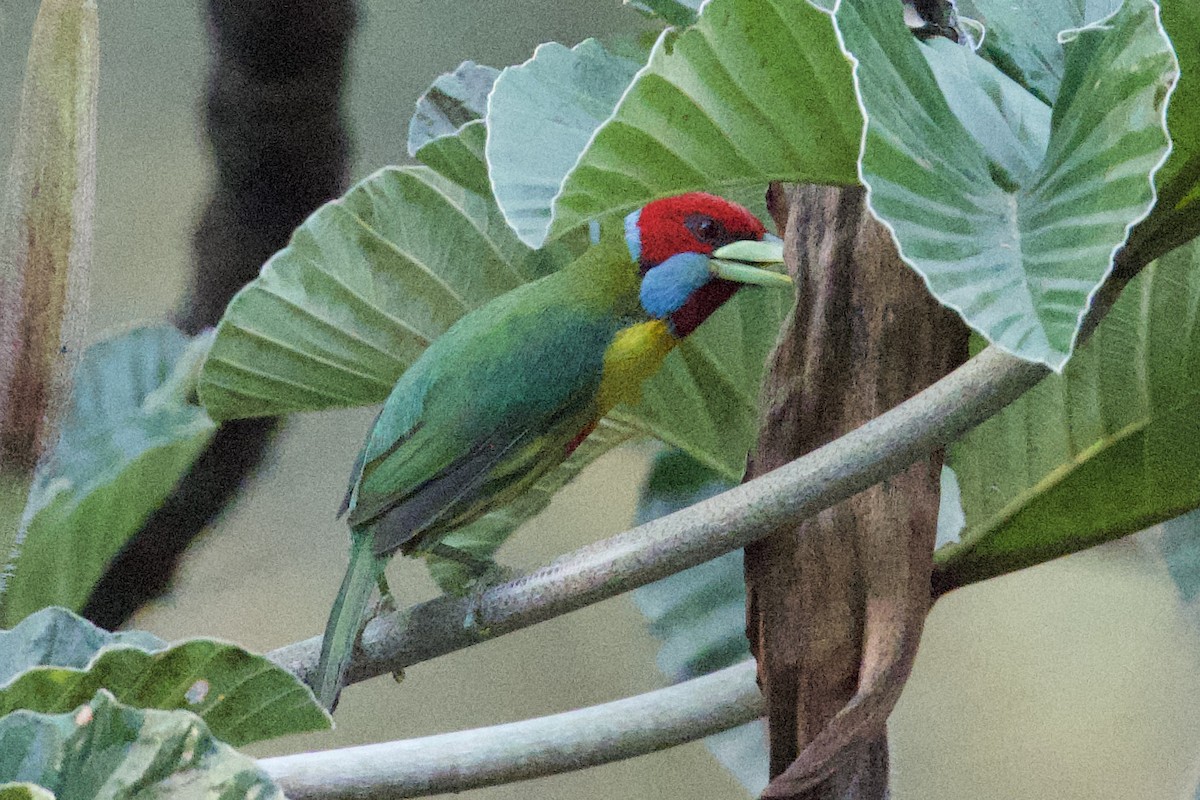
[462,562,516,637]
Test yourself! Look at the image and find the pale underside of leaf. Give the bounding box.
[484,0,861,250]
[841,0,1176,370]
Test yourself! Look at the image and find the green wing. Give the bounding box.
[343,283,622,556]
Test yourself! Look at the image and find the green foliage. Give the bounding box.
[199,166,549,419]
[937,240,1200,589]
[1127,1,1200,265]
[2,327,216,625]
[408,61,498,197]
[486,39,641,246]
[842,0,1175,370]
[0,608,330,746]
[198,0,1193,605]
[485,0,860,249]
[956,0,1123,103]
[0,691,282,799]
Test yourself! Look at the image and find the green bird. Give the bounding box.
[315,192,789,709]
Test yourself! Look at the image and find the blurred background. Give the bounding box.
[2,2,1200,797]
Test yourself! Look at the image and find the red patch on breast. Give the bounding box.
[670,279,741,337]
[566,420,599,457]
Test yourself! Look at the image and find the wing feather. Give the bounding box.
[344,289,623,553]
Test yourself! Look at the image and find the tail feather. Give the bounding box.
[315,534,384,710]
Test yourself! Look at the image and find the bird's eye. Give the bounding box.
[686,214,722,243]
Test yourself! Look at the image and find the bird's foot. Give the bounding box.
[462,562,517,637]
[373,571,398,616]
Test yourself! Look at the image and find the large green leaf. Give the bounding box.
[408,61,498,198]
[955,0,1122,103]
[2,327,216,624]
[842,0,1176,370]
[632,450,764,796]
[198,166,549,419]
[0,691,282,799]
[935,240,1200,590]
[486,39,641,246]
[486,0,861,249]
[1126,0,1200,266]
[0,607,329,747]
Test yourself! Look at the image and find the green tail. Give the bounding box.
[315,533,385,710]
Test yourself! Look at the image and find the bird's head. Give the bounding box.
[625,193,789,336]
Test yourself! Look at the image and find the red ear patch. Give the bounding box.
[636,193,765,268]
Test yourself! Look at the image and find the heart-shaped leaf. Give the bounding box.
[842,0,1176,370]
[0,690,282,799]
[2,326,216,624]
[486,39,641,246]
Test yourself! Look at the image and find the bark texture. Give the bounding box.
[83,0,355,627]
[745,184,969,799]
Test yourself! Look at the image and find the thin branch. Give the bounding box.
[267,345,1048,687]
[260,660,763,799]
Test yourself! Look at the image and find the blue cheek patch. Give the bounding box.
[624,208,642,263]
[639,252,711,318]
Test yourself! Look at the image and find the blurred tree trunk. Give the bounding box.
[745,184,969,799]
[83,0,356,628]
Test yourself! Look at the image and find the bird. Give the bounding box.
[314,192,789,709]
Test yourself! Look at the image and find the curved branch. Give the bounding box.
[268,345,1048,687]
[260,660,762,799]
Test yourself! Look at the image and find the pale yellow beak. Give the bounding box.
[710,235,790,288]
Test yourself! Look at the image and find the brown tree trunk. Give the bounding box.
[745,184,969,799]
